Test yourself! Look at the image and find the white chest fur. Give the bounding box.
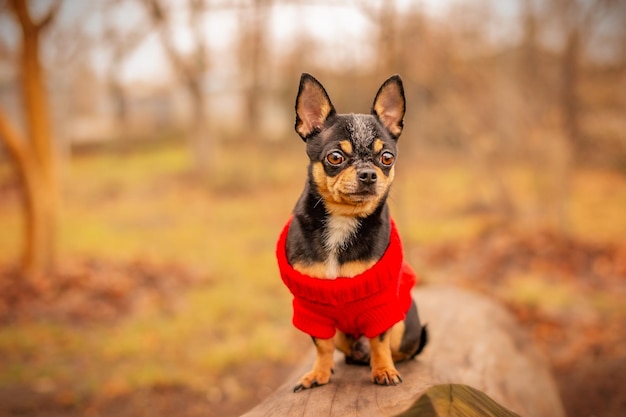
[324,215,360,278]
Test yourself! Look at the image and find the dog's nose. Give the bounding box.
[358,168,377,185]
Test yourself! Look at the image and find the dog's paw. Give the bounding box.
[293,369,333,393]
[371,366,403,386]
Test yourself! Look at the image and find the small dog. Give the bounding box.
[277,73,427,392]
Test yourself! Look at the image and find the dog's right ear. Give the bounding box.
[295,73,336,141]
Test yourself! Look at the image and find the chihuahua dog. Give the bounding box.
[276,73,427,392]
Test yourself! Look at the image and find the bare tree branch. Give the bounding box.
[103,13,149,63]
[0,109,28,167]
[8,0,62,33]
[8,0,35,31]
[36,0,62,30]
[141,0,195,85]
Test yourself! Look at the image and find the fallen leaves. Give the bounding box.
[413,226,626,369]
[0,260,201,324]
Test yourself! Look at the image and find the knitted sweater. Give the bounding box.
[276,217,416,339]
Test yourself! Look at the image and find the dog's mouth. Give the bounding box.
[322,186,387,216]
[341,190,379,203]
[352,189,377,197]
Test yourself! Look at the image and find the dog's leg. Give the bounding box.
[369,331,402,385]
[293,337,335,392]
[334,331,353,357]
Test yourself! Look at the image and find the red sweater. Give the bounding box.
[276,218,416,339]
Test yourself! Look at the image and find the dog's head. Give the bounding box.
[294,73,406,217]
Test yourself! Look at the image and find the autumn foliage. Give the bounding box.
[0,0,625,416]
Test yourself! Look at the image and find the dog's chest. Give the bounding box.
[323,216,360,278]
[290,215,378,279]
[325,216,359,252]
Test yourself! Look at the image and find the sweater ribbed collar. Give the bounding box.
[276,217,404,305]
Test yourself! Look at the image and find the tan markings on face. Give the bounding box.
[386,165,396,186]
[339,140,353,155]
[373,139,384,154]
[311,162,395,218]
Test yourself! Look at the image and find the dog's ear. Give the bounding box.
[372,75,405,139]
[295,73,336,140]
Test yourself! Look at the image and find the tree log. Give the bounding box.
[241,286,565,417]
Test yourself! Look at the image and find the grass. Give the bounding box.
[0,139,625,401]
[0,140,308,398]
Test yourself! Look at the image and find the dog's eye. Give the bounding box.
[380,152,395,166]
[326,151,345,166]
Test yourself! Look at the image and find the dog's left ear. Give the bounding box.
[372,75,405,139]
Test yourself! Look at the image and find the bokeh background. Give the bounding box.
[1,0,625,416]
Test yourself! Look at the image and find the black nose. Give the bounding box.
[358,168,377,185]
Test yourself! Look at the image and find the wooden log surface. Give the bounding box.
[241,286,566,417]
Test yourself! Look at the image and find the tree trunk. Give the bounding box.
[561,28,582,150]
[188,85,212,172]
[240,0,268,135]
[241,286,566,417]
[22,165,56,276]
[108,73,130,140]
[0,0,60,277]
[0,112,44,275]
[19,6,58,276]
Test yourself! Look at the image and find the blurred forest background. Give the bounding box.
[1,0,626,416]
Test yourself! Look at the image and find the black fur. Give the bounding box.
[400,300,428,358]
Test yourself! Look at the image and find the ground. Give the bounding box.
[0,363,297,417]
[1,229,625,416]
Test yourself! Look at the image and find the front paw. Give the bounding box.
[293,369,333,393]
[371,366,403,386]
